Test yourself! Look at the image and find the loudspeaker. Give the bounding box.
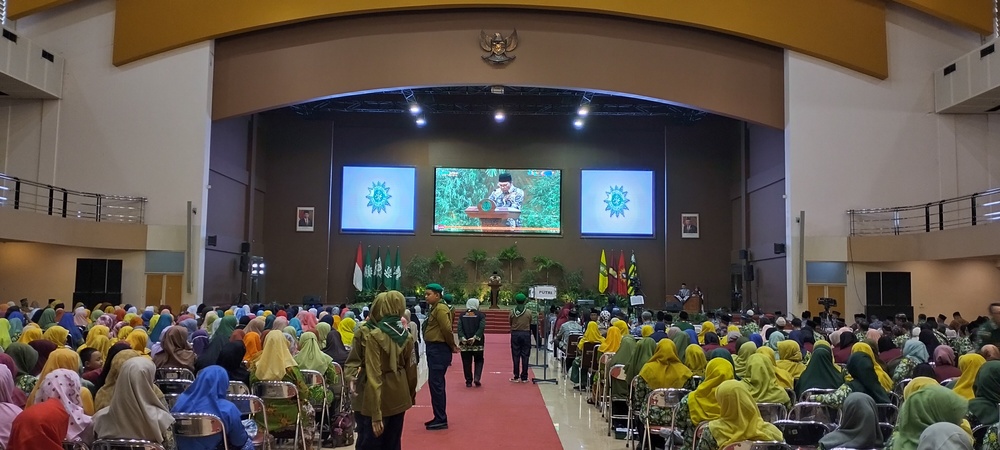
[239,255,249,273]
[745,264,755,281]
[773,243,786,255]
[240,242,251,253]
[106,260,122,294]
[75,259,108,293]
[881,272,912,306]
[866,272,882,306]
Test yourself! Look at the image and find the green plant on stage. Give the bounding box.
[532,255,563,284]
[497,244,524,281]
[431,250,452,280]
[562,269,584,295]
[447,266,469,301]
[404,255,431,291]
[353,289,377,305]
[480,256,504,279]
[464,249,488,281]
[517,268,539,293]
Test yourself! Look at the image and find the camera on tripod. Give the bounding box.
[818,297,837,312]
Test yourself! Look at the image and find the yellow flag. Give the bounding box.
[598,250,609,293]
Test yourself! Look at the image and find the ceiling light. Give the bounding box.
[409,104,421,114]
[490,86,505,95]
[573,118,584,129]
[494,111,506,123]
[577,106,589,116]
[983,200,1000,207]
[415,116,426,127]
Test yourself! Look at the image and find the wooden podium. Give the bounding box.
[683,295,702,313]
[464,199,521,231]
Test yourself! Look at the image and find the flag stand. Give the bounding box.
[530,291,558,385]
[530,342,558,385]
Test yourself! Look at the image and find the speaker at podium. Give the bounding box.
[464,199,521,231]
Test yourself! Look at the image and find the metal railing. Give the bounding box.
[0,172,146,224]
[848,187,1000,236]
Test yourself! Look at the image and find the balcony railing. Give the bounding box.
[848,187,1000,236]
[0,172,146,224]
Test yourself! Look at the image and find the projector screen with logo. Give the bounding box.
[340,166,416,233]
[580,170,654,236]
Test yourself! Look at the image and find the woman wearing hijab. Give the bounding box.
[26,348,96,414]
[672,329,692,363]
[878,336,902,364]
[833,332,858,364]
[349,290,416,450]
[776,340,807,379]
[243,332,262,363]
[295,332,339,409]
[893,339,929,384]
[695,380,783,450]
[753,346,794,390]
[29,339,57,374]
[649,322,668,343]
[0,365,21,447]
[195,315,237,372]
[218,341,251,387]
[153,326,196,371]
[250,329,315,445]
[191,330,210,356]
[632,339,694,449]
[171,365,253,450]
[733,341,757,379]
[148,312,172,343]
[817,392,883,450]
[814,352,890,408]
[795,345,844,398]
[17,325,41,344]
[8,342,38,396]
[850,342,894,391]
[701,333,722,353]
[0,319,11,351]
[57,312,83,347]
[982,344,1000,361]
[922,423,973,450]
[35,368,93,443]
[608,333,637,399]
[41,325,69,348]
[697,321,716,345]
[577,320,604,351]
[95,348,165,411]
[93,358,176,449]
[37,308,58,330]
[323,326,350,368]
[340,317,358,347]
[749,333,764,348]
[674,359,735,449]
[230,329,246,344]
[8,395,70,450]
[951,353,986,400]
[684,344,708,378]
[289,318,304,337]
[766,331,784,351]
[742,353,792,408]
[968,360,1000,426]
[886,384,969,450]
[457,299,487,388]
[7,312,23,342]
[929,346,960,382]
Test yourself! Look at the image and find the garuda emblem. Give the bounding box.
[480,29,518,64]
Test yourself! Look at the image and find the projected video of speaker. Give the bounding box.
[433,168,561,234]
[580,170,654,236]
[340,166,416,233]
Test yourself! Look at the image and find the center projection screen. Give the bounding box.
[433,168,561,234]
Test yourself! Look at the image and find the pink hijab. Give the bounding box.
[865,329,882,342]
[35,368,93,442]
[296,311,318,333]
[0,365,22,447]
[0,355,25,407]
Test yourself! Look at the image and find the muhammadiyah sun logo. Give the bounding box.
[604,185,630,218]
[366,181,392,214]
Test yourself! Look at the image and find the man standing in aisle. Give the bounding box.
[423,283,459,430]
[510,293,532,382]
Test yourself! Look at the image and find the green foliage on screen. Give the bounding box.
[433,167,561,233]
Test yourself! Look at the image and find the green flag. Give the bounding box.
[363,246,373,290]
[393,247,401,290]
[374,246,383,290]
[383,247,392,291]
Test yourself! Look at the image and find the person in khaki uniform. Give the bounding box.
[346,291,417,449]
[510,293,533,382]
[421,283,459,430]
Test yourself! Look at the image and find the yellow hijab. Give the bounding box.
[734,341,757,378]
[903,376,939,400]
[126,329,150,356]
[598,327,623,353]
[0,319,11,349]
[698,321,716,344]
[641,325,653,338]
[757,346,795,390]
[339,317,357,346]
[953,353,986,400]
[613,320,629,336]
[17,325,42,344]
[638,339,692,389]
[849,342,894,391]
[689,358,735,424]
[578,321,605,350]
[743,353,791,404]
[79,325,110,351]
[254,327,298,381]
[42,325,69,347]
[775,340,807,379]
[709,380,784,448]
[118,326,134,342]
[684,344,708,377]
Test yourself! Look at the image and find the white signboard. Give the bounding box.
[532,285,557,300]
[630,295,645,306]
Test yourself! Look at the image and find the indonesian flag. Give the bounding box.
[353,243,363,292]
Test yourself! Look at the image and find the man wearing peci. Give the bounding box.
[298,210,313,227]
[487,172,524,227]
[422,283,460,430]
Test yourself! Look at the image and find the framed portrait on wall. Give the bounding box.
[296,207,315,232]
[681,213,699,239]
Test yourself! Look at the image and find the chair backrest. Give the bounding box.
[228,394,267,415]
[91,440,166,450]
[888,392,903,407]
[893,378,912,396]
[940,377,957,387]
[329,362,344,387]
[155,379,193,395]
[798,388,836,402]
[789,402,838,423]
[580,342,599,370]
[643,388,689,424]
[774,420,835,447]
[692,421,709,450]
[590,346,603,371]
[163,394,181,409]
[874,403,899,424]
[254,381,299,400]
[974,424,991,449]
[63,442,89,450]
[172,412,226,439]
[878,422,894,440]
[300,369,326,386]
[155,367,195,381]
[756,403,789,423]
[690,376,704,389]
[721,442,792,450]
[565,334,583,358]
[598,352,615,367]
[228,381,250,395]
[608,364,627,382]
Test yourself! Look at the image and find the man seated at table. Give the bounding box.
[673,283,692,303]
[556,310,583,353]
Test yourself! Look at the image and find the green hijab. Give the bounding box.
[627,338,657,384]
[38,308,57,330]
[767,331,785,351]
[672,331,691,364]
[213,315,238,343]
[846,352,890,404]
[734,341,757,379]
[734,336,750,350]
[7,342,37,376]
[316,322,332,345]
[707,348,735,369]
[608,336,637,398]
[891,384,968,450]
[795,346,843,397]
[968,360,1000,425]
[294,332,333,373]
[742,353,791,405]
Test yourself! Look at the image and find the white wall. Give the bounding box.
[0,0,213,305]
[785,4,1000,312]
[0,241,146,306]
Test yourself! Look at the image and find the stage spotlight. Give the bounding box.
[415,116,427,127]
[573,118,585,129]
[577,106,589,116]
[494,111,506,123]
[409,104,421,114]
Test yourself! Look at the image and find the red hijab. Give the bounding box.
[9,398,69,450]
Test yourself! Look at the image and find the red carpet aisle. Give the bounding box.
[402,334,563,449]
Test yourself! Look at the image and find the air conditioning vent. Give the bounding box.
[935,38,1000,113]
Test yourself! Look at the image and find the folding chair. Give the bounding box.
[593,352,615,409]
[228,381,250,395]
[578,342,598,390]
[722,442,792,450]
[63,442,89,450]
[155,379,193,395]
[798,388,836,402]
[974,424,991,449]
[892,378,912,398]
[874,403,899,424]
[605,364,628,436]
[888,392,903,407]
[879,422,894,440]
[789,402,839,423]
[626,376,642,449]
[300,369,328,447]
[690,376,704,389]
[691,421,709,450]
[756,403,789,423]
[90,440,166,450]
[155,367,195,381]
[254,381,303,450]
[172,413,228,450]
[563,334,582,375]
[774,420,835,447]
[329,362,346,412]
[939,377,957,387]
[641,388,689,450]
[228,394,269,450]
